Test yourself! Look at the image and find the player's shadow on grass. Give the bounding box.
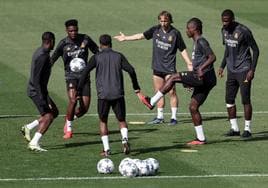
[48,137,142,150]
[244,131,268,142]
[73,128,158,136]
[130,143,189,156]
[179,115,240,124]
[207,131,268,144]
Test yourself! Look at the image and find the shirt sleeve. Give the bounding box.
[197,38,213,57]
[120,54,141,91]
[245,29,259,71]
[50,40,64,65]
[84,35,99,54]
[143,25,158,40]
[176,30,186,52]
[77,55,96,93]
[33,55,49,101]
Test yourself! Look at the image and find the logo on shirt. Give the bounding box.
[80,42,86,48]
[168,36,173,42]
[234,32,239,39]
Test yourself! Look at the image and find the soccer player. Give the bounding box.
[78,34,144,156]
[50,19,99,139]
[141,17,217,145]
[114,10,192,125]
[218,9,259,138]
[21,32,59,152]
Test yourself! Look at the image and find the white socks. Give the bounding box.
[120,128,128,143]
[150,91,163,106]
[230,119,252,132]
[101,135,110,151]
[171,107,177,120]
[195,125,205,141]
[230,118,239,131]
[29,132,42,145]
[66,120,72,132]
[157,108,164,119]
[244,120,251,132]
[26,120,39,130]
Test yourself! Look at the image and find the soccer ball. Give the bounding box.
[135,159,150,176]
[69,57,86,72]
[118,157,133,173]
[145,158,159,175]
[97,158,114,174]
[119,158,138,177]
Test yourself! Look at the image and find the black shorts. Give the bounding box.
[153,70,172,79]
[180,71,204,87]
[98,97,126,122]
[191,70,217,105]
[30,95,58,117]
[225,71,251,105]
[66,78,91,96]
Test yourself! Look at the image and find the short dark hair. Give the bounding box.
[158,10,173,23]
[187,17,203,34]
[99,34,112,47]
[221,9,235,19]
[65,19,78,27]
[42,31,55,43]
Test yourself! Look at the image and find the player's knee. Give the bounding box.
[69,98,77,104]
[189,104,198,113]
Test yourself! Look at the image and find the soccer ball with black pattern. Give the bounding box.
[145,158,159,175]
[119,158,138,177]
[69,57,86,73]
[97,158,114,174]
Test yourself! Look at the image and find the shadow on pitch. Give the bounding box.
[179,115,241,124]
[243,131,268,142]
[72,128,158,136]
[130,143,190,156]
[48,137,140,150]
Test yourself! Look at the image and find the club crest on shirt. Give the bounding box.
[168,36,173,42]
[66,47,71,51]
[234,32,239,39]
[156,33,160,37]
[80,42,85,48]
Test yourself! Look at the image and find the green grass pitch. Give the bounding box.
[0,0,268,187]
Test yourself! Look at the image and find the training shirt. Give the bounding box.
[221,22,259,73]
[143,25,186,74]
[78,48,140,100]
[27,46,51,100]
[192,36,214,73]
[50,33,99,79]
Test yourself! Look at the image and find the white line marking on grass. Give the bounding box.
[1,174,268,181]
[1,111,268,118]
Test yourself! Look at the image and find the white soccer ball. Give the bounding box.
[119,160,138,177]
[135,159,150,176]
[118,157,133,173]
[69,57,86,72]
[145,158,159,175]
[97,158,114,174]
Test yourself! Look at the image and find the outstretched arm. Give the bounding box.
[114,32,145,42]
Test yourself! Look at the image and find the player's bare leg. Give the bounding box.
[63,88,77,139]
[100,119,111,157]
[187,98,206,145]
[148,76,165,124]
[119,121,130,155]
[242,103,252,138]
